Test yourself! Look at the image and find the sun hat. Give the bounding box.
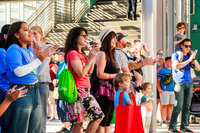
[99,28,114,42]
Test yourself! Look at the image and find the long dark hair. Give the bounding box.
[5,21,27,50]
[101,31,117,67]
[0,24,11,48]
[64,27,87,62]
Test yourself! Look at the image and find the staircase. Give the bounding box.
[46,0,141,48]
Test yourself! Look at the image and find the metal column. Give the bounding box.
[141,0,158,132]
[167,0,174,56]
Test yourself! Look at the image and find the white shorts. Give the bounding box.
[160,91,175,105]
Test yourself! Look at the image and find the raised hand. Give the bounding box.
[36,49,48,62]
[143,57,157,66]
[45,44,60,56]
[189,49,198,62]
[88,45,100,62]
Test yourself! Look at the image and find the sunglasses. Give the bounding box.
[80,35,87,39]
[158,53,165,56]
[184,45,191,48]
[178,26,185,30]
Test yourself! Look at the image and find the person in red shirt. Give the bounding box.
[64,27,104,133]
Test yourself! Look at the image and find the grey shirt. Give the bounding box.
[115,49,128,73]
[173,33,186,51]
[37,44,51,83]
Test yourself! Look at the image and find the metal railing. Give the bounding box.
[26,0,55,35]
[26,0,98,35]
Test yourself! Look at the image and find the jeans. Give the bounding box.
[38,82,49,133]
[169,82,193,128]
[5,83,42,133]
[127,0,137,18]
[0,89,6,133]
[57,99,69,122]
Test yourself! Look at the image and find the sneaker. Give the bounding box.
[56,127,71,133]
[168,127,180,133]
[160,120,168,127]
[180,127,193,133]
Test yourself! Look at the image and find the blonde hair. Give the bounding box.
[113,73,132,91]
[156,49,163,55]
[31,26,43,36]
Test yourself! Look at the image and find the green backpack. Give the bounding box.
[58,69,77,103]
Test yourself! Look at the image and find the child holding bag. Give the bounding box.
[114,73,132,107]
[114,73,144,133]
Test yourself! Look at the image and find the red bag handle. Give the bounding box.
[119,91,137,107]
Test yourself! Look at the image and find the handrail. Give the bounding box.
[190,0,195,15]
[25,0,98,36]
[26,0,55,35]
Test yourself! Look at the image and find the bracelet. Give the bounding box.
[108,74,111,79]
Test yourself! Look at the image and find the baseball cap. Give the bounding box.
[99,28,114,42]
[116,33,128,41]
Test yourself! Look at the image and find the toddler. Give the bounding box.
[130,39,151,57]
[140,82,153,133]
[128,47,143,92]
[173,22,193,62]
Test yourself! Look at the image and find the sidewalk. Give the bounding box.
[47,119,200,133]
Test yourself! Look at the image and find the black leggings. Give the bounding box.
[96,95,114,127]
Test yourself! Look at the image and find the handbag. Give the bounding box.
[95,80,116,101]
[115,91,144,133]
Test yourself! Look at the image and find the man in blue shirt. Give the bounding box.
[168,39,200,133]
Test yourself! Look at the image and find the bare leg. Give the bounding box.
[167,104,173,121]
[96,126,105,133]
[86,118,103,133]
[105,126,111,133]
[72,123,83,133]
[161,105,167,121]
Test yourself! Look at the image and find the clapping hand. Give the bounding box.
[6,85,28,102]
[45,44,60,56]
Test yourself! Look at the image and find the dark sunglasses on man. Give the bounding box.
[184,45,191,48]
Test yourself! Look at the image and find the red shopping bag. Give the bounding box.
[115,91,144,133]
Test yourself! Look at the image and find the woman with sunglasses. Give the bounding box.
[5,21,48,133]
[156,49,165,123]
[65,27,104,133]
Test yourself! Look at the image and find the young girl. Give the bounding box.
[140,82,153,133]
[114,73,132,108]
[5,21,48,133]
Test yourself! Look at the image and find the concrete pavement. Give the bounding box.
[47,119,200,133]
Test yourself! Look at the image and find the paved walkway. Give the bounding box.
[47,119,200,133]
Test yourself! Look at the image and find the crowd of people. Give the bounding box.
[0,20,199,133]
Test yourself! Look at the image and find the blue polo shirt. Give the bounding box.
[0,48,9,92]
[6,44,38,84]
[172,52,192,83]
